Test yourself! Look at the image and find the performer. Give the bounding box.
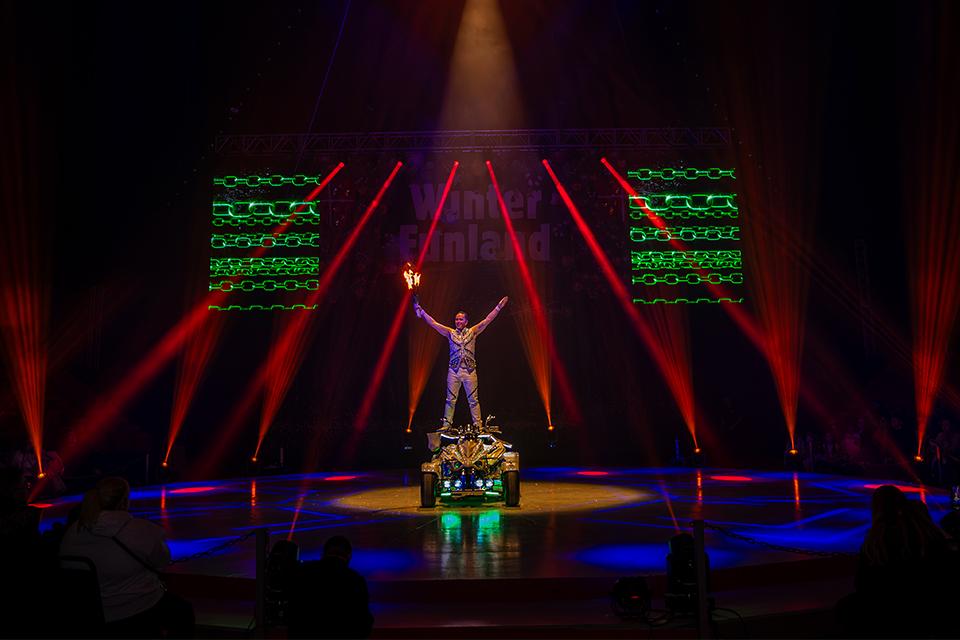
[414,296,508,428]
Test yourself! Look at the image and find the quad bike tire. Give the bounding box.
[421,472,438,508]
[503,470,520,507]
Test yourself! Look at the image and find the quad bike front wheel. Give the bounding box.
[421,472,437,508]
[503,470,520,507]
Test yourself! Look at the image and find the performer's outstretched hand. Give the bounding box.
[414,301,423,318]
[498,296,508,310]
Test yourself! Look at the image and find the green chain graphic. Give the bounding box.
[627,168,736,181]
[632,250,742,270]
[630,226,739,242]
[212,215,323,228]
[629,194,738,218]
[208,304,321,311]
[211,233,321,249]
[213,201,324,217]
[209,279,320,292]
[210,257,319,277]
[632,273,744,285]
[633,298,744,304]
[215,175,326,188]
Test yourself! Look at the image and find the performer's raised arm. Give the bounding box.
[414,301,452,336]
[472,296,508,335]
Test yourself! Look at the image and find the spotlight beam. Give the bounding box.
[600,158,766,352]
[343,162,460,462]
[347,161,460,456]
[67,163,344,468]
[255,162,404,458]
[487,161,580,427]
[603,157,806,447]
[544,160,697,445]
[404,162,460,432]
[0,68,49,477]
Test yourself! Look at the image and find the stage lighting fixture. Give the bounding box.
[247,456,261,477]
[547,426,558,449]
[36,472,46,479]
[692,448,706,467]
[665,533,711,615]
[915,455,924,462]
[266,540,300,627]
[785,448,804,471]
[157,463,171,483]
[610,576,653,619]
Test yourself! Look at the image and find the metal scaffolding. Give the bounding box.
[214,127,732,156]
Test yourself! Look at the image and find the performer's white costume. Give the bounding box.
[416,297,507,427]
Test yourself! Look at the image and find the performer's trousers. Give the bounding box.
[444,366,481,426]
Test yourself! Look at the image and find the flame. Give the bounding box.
[403,267,421,290]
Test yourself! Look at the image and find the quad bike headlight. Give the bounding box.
[443,480,451,488]
[485,479,494,488]
[475,479,484,489]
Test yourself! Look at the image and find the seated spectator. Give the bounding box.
[0,467,46,637]
[927,418,960,486]
[11,436,41,479]
[59,476,195,638]
[815,430,842,473]
[940,509,960,540]
[839,424,861,460]
[888,416,915,461]
[287,535,374,639]
[836,485,960,638]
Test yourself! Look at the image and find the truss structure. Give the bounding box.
[214,127,732,156]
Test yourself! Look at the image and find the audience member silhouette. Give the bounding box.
[836,484,959,638]
[286,534,374,639]
[0,467,47,637]
[59,476,195,638]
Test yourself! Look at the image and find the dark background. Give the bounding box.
[2,1,951,481]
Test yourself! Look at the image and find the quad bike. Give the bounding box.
[420,416,520,508]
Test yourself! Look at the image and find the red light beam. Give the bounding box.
[255,162,403,457]
[487,161,580,428]
[65,163,345,467]
[544,160,697,445]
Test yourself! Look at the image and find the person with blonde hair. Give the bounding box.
[60,477,195,638]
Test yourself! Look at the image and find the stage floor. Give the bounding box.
[36,468,954,636]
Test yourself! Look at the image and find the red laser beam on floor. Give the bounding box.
[170,486,215,494]
[255,162,403,459]
[65,163,345,467]
[487,161,580,428]
[546,160,697,446]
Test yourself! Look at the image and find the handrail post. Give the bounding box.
[255,527,269,638]
[694,520,710,639]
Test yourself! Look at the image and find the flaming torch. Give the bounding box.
[403,264,421,304]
